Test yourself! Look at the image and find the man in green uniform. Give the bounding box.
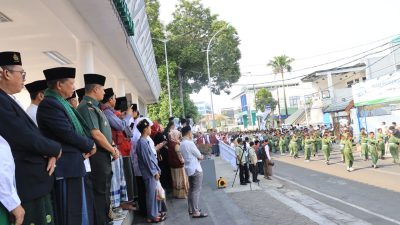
[388,128,400,164]
[278,134,286,155]
[77,74,120,225]
[321,132,334,165]
[368,132,379,169]
[359,128,368,161]
[304,134,312,162]
[343,133,354,172]
[376,128,386,159]
[289,134,299,158]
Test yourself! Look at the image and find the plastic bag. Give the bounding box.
[156,180,166,200]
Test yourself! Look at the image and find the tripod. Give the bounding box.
[232,145,254,189]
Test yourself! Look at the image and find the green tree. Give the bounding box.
[167,0,241,94]
[267,55,294,119]
[255,88,277,112]
[145,0,241,124]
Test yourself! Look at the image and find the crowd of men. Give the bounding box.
[0,51,208,225]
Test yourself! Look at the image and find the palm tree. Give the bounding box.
[267,55,295,122]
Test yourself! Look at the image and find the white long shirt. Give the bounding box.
[264,145,271,160]
[0,136,21,212]
[180,138,203,176]
[26,103,38,126]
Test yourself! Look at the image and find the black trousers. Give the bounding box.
[90,151,112,225]
[239,164,250,183]
[122,156,135,201]
[212,143,220,156]
[257,161,264,175]
[136,176,147,216]
[249,164,258,182]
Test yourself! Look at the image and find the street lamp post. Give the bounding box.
[206,25,228,129]
[153,38,173,117]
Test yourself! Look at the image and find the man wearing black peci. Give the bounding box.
[0,51,62,225]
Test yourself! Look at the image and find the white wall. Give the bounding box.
[364,110,400,133]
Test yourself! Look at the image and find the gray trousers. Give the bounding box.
[188,171,203,213]
[143,177,158,219]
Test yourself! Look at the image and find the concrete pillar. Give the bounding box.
[116,78,126,97]
[76,41,94,88]
[327,72,335,103]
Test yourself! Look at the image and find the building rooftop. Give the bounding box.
[301,63,366,83]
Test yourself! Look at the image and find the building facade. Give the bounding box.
[1,0,160,114]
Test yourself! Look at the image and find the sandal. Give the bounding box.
[189,209,201,215]
[159,212,167,217]
[146,216,166,223]
[192,212,208,218]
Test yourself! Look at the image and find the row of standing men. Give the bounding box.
[0,51,170,225]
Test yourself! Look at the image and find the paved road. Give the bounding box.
[273,160,400,225]
[132,148,400,225]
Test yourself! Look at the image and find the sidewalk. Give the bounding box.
[132,157,319,225]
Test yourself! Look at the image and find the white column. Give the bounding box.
[117,78,126,97]
[327,72,334,103]
[76,41,94,88]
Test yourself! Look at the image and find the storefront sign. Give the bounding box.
[352,72,400,106]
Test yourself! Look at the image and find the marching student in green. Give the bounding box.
[321,132,334,165]
[343,133,354,172]
[315,130,322,154]
[387,130,400,164]
[376,128,386,159]
[310,133,317,157]
[284,133,290,153]
[304,134,312,162]
[339,134,346,163]
[289,134,299,158]
[359,128,368,161]
[279,134,286,155]
[272,135,279,153]
[368,132,379,168]
[297,133,303,152]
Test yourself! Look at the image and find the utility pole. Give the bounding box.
[206,25,229,129]
[178,67,185,118]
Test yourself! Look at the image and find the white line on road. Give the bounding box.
[264,188,337,225]
[275,175,400,225]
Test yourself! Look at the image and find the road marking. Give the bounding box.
[264,188,337,225]
[275,175,400,225]
[284,189,371,225]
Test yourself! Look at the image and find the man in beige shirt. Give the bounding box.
[248,142,259,182]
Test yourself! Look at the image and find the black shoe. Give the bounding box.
[245,180,251,183]
[240,183,247,185]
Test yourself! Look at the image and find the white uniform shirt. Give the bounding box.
[180,138,203,176]
[0,136,21,211]
[26,104,38,126]
[264,145,271,160]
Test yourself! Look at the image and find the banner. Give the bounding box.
[352,72,400,106]
[240,94,248,112]
[219,141,237,169]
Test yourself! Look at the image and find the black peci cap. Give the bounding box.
[103,88,114,102]
[43,67,76,81]
[25,80,47,93]
[137,118,150,133]
[0,51,22,66]
[84,74,106,86]
[115,96,128,112]
[76,88,85,102]
[130,103,138,112]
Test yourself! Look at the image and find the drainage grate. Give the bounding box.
[0,12,12,23]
